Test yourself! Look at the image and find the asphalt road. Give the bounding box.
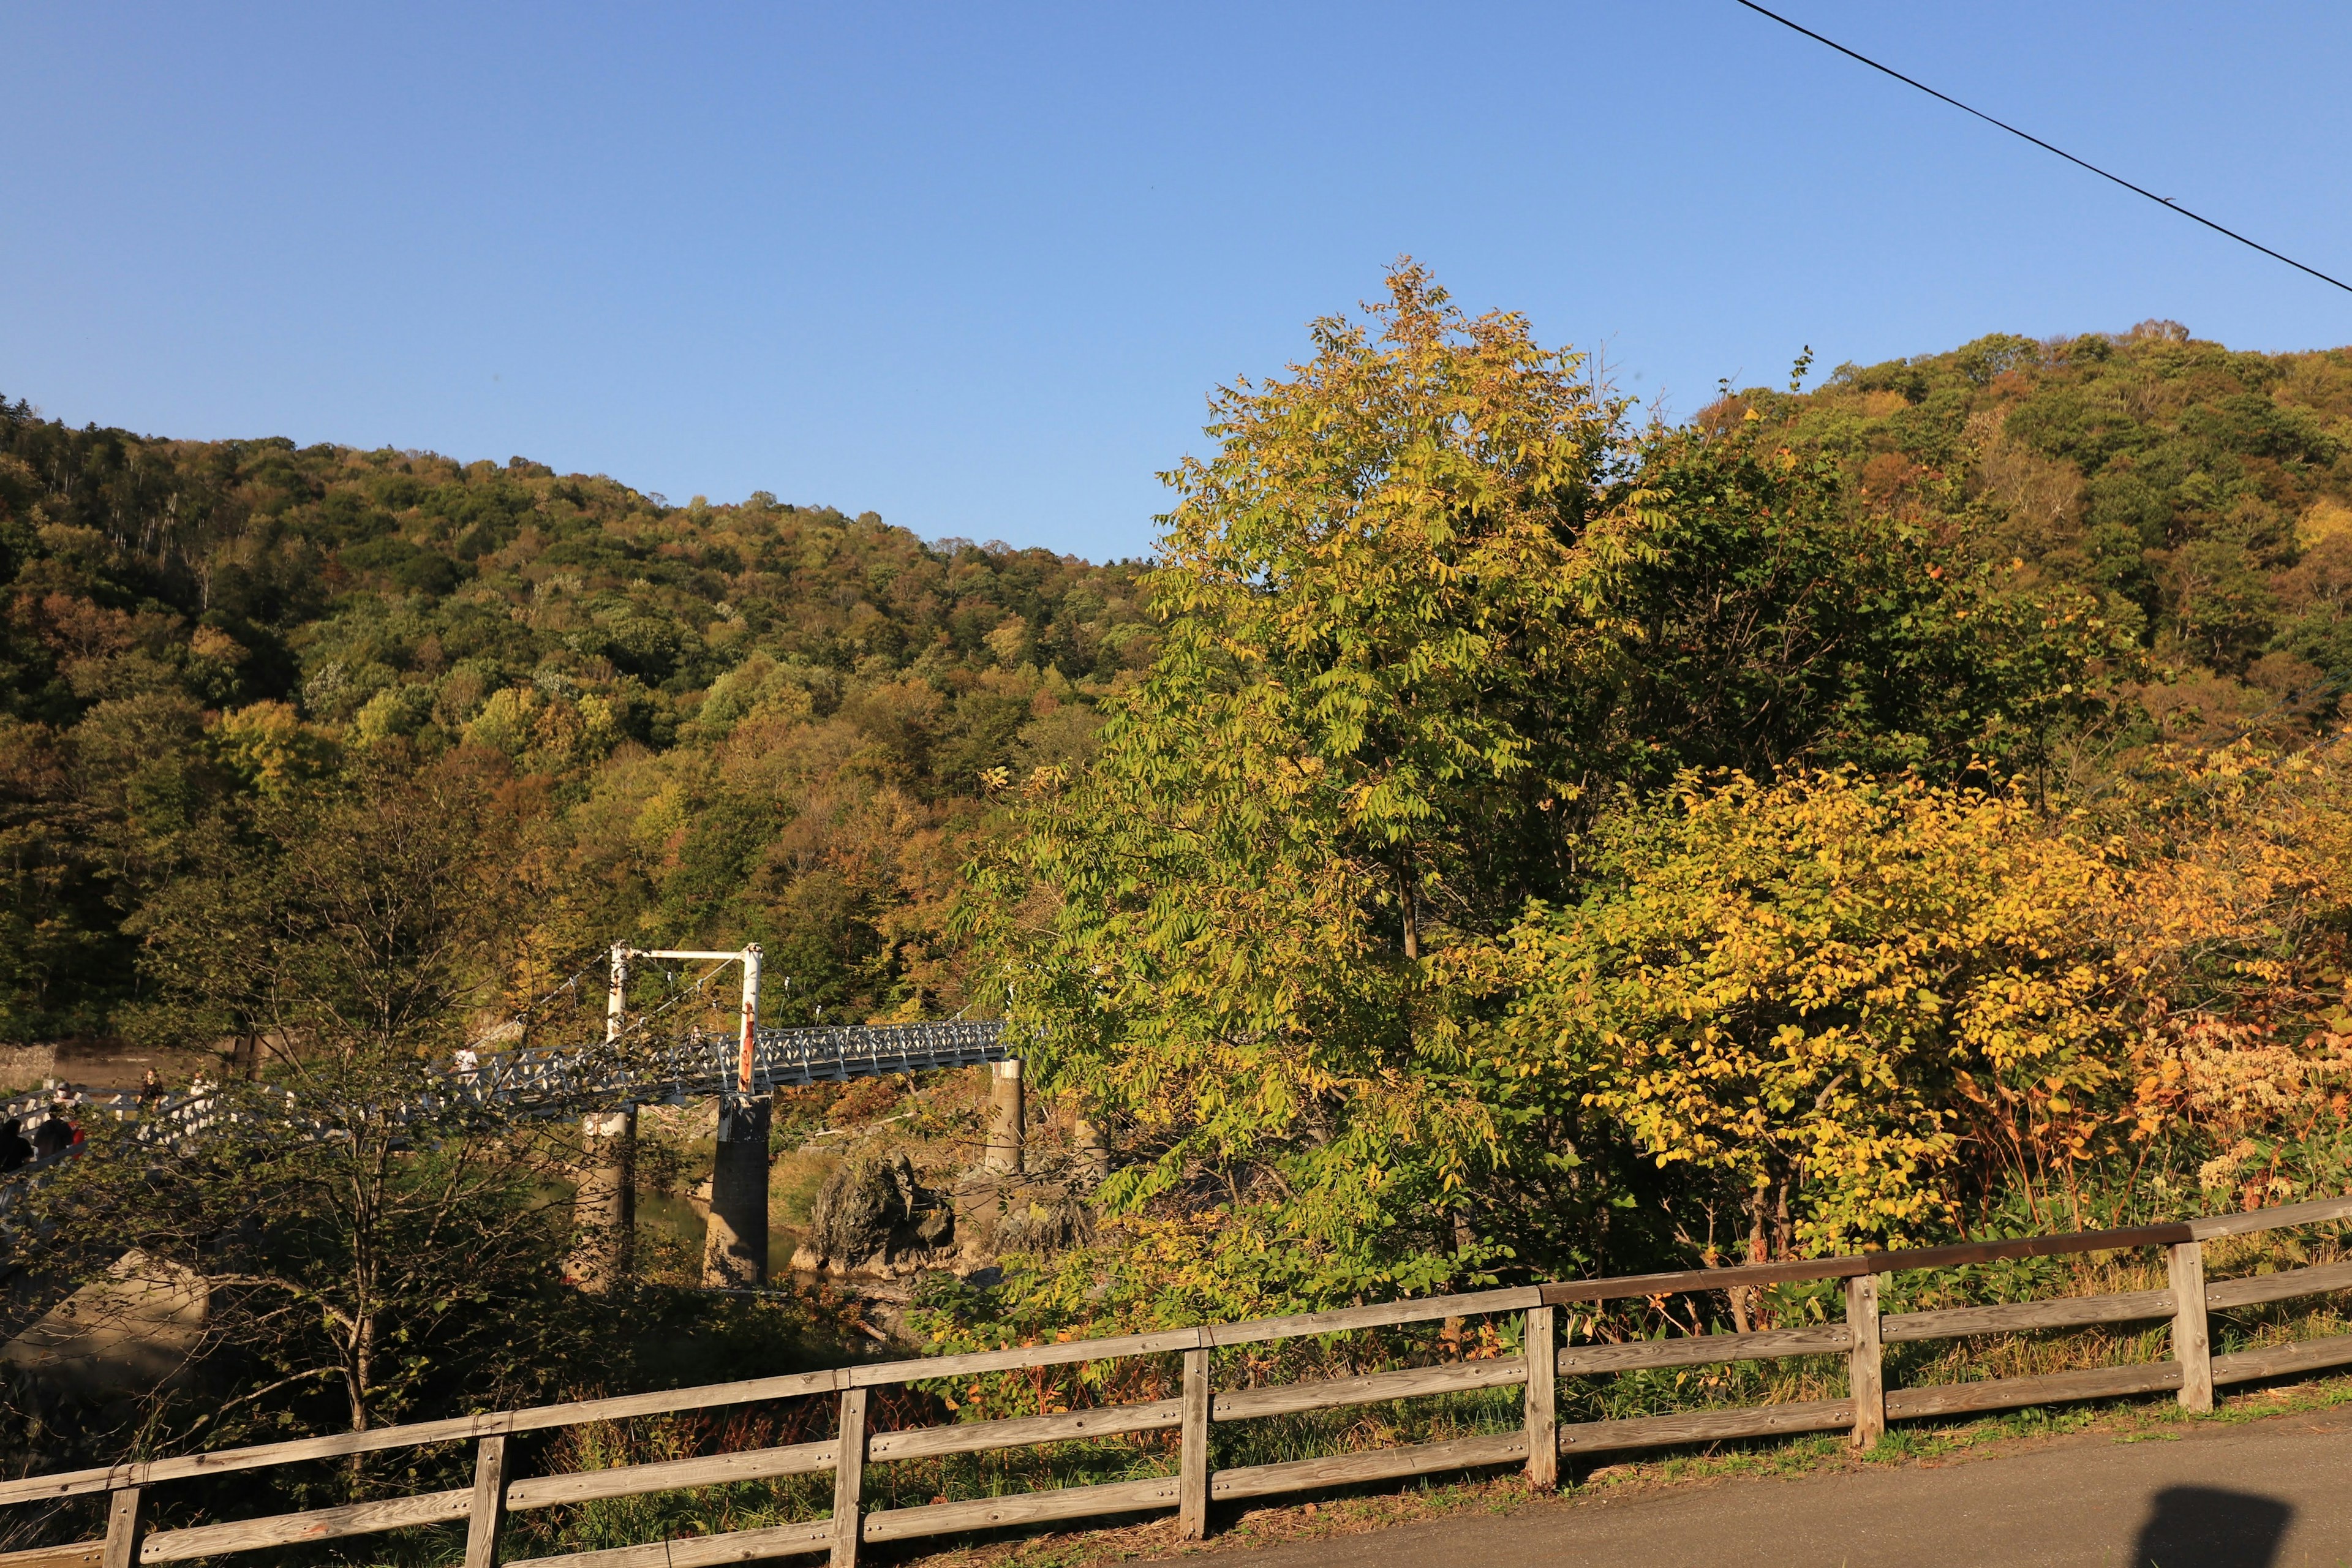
[1159,1408,2352,1567]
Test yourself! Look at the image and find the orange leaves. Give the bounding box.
[2128,1015,2352,1152]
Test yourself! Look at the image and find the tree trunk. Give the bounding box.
[1734,1179,1775,1333]
[1398,865,1419,962]
[350,1312,375,1433]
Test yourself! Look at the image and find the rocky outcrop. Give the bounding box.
[790,1152,954,1278]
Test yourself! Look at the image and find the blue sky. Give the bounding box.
[6,2,2350,560]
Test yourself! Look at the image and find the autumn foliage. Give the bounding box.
[957,271,2352,1340]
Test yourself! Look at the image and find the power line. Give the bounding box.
[1730,0,2352,298]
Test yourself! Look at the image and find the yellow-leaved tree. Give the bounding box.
[1501,770,2132,1255]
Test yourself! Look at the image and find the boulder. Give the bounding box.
[799,1152,952,1277]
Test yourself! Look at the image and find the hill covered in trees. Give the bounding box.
[0,405,1152,1042]
[15,268,2352,1478]
[1755,317,2352,747]
[13,309,2352,1055]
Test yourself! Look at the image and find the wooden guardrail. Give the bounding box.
[6,1196,2352,1568]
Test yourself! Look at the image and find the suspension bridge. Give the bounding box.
[0,941,1019,1292]
[0,1020,1008,1134]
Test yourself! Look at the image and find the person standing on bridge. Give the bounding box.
[138,1068,163,1112]
[29,1108,71,1161]
[452,1044,480,1086]
[0,1119,28,1173]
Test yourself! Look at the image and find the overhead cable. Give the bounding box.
[1730,0,2352,296]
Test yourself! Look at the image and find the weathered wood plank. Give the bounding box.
[99,1493,141,1568]
[464,1435,508,1568]
[847,1291,1539,1385]
[1883,1361,2180,1420]
[504,1442,836,1509]
[2187,1196,2352,1240]
[1539,1226,2192,1307]
[1523,1307,1558,1491]
[2170,1242,2213,1413]
[503,1520,832,1568]
[0,1371,851,1506]
[1877,1226,2195,1273]
[1213,1357,1526,1422]
[2204,1258,2352,1310]
[1206,1287,1541,1348]
[0,1542,100,1568]
[1555,1325,1851,1375]
[1178,1349,1210,1541]
[138,1489,472,1562]
[1846,1274,1884,1450]
[2214,1332,2352,1385]
[867,1401,1181,1462]
[1554,1400,1855,1455]
[861,1477,1181,1543]
[1879,1289,2176,1344]
[1541,1258,1864,1305]
[829,1389,866,1568]
[846,1330,1204,1387]
[1210,1432,1528,1501]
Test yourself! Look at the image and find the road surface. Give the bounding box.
[1163,1406,2352,1567]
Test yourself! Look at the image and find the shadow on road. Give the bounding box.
[2135,1485,2293,1567]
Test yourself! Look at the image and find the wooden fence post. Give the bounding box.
[99,1488,145,1568]
[1844,1272,1885,1449]
[831,1387,869,1568]
[2169,1239,2214,1413]
[464,1434,508,1568]
[1178,1347,1212,1540]
[1522,1306,1558,1490]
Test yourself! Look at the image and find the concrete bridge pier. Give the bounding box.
[1074,1106,1109,1185]
[568,1107,635,1292]
[703,1096,770,1286]
[984,1058,1023,1174]
[570,943,639,1292]
[702,943,769,1287]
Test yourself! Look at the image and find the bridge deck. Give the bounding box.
[0,1020,1009,1204]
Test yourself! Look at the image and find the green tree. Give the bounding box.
[974,266,1655,1321]
[31,757,564,1444]
[1610,412,2127,791]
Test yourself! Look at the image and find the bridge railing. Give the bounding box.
[4,1194,2350,1568]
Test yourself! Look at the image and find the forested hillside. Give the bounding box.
[955,284,2352,1343]
[14,312,2352,1055]
[1760,318,2352,745]
[15,270,2352,1478]
[0,401,1151,1042]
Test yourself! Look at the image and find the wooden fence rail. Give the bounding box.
[8,1196,2352,1568]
